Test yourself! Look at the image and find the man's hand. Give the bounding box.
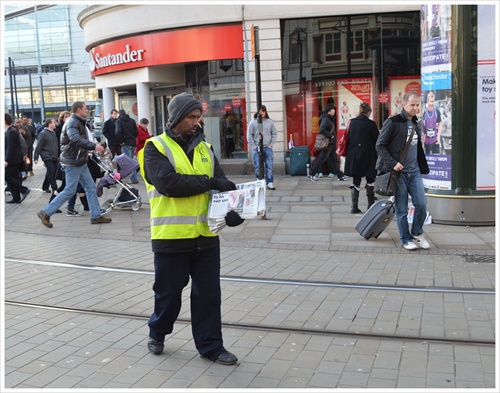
[209,177,236,192]
[225,210,245,227]
[4,161,8,168]
[393,162,404,171]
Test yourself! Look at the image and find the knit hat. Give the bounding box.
[167,93,202,129]
[325,105,335,113]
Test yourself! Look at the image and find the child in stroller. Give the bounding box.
[95,153,142,211]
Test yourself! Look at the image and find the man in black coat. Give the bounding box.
[4,114,30,204]
[115,109,139,183]
[102,109,121,158]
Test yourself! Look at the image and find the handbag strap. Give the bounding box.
[399,126,415,164]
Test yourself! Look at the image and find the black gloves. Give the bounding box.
[209,177,236,192]
[225,210,245,227]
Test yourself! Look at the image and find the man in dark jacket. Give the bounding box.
[22,116,36,176]
[34,118,59,194]
[5,113,30,204]
[115,109,139,183]
[376,91,430,251]
[309,105,348,182]
[102,109,120,158]
[37,101,112,228]
[139,92,244,366]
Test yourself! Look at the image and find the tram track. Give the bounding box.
[5,300,495,347]
[4,257,496,347]
[5,257,495,295]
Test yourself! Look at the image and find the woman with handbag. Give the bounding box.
[343,102,379,213]
[309,105,348,182]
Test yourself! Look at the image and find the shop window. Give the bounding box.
[209,60,217,74]
[325,32,342,62]
[235,58,244,71]
[349,30,366,60]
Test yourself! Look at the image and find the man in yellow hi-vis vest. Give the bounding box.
[138,93,244,366]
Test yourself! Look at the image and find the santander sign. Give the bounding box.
[89,44,145,72]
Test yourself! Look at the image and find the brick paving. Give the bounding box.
[2,166,496,390]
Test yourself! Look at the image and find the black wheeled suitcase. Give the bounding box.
[355,199,395,240]
[290,146,310,176]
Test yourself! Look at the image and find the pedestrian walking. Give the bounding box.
[343,102,379,213]
[375,91,430,250]
[5,114,30,204]
[37,101,112,228]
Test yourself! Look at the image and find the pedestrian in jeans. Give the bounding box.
[375,91,430,250]
[37,101,112,228]
[246,105,277,190]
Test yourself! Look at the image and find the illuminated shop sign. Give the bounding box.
[89,24,244,77]
[89,45,145,72]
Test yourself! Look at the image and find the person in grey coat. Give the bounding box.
[343,102,379,213]
[34,118,60,194]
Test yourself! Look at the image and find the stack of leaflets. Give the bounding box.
[208,180,266,234]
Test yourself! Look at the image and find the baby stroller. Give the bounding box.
[94,153,142,211]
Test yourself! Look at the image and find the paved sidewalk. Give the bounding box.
[2,166,497,391]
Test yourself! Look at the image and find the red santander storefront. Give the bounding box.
[90,24,248,159]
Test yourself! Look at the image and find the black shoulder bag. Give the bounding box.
[375,127,415,197]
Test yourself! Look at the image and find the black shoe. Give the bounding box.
[147,338,164,355]
[20,189,30,201]
[201,350,238,365]
[6,199,21,204]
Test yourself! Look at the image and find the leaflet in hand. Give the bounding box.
[208,180,266,233]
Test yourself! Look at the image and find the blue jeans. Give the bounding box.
[252,147,274,184]
[394,170,428,244]
[121,145,139,182]
[43,164,102,220]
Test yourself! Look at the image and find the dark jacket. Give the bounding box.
[375,111,429,175]
[115,113,138,147]
[319,113,336,145]
[34,128,59,162]
[102,117,119,147]
[5,126,24,166]
[143,127,227,254]
[59,113,97,167]
[344,114,379,178]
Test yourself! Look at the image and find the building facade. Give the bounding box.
[78,4,425,174]
[4,4,99,126]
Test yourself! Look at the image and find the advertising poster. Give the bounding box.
[476,5,496,190]
[388,77,421,116]
[336,78,373,132]
[420,4,453,190]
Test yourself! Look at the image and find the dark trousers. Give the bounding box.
[311,143,343,177]
[109,144,121,159]
[42,159,58,192]
[148,246,224,358]
[5,163,28,202]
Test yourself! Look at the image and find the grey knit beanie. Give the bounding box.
[167,93,202,129]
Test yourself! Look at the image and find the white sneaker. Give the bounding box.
[266,182,276,190]
[308,175,317,182]
[402,241,418,251]
[413,234,430,249]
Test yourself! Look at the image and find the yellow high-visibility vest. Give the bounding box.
[138,134,216,240]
